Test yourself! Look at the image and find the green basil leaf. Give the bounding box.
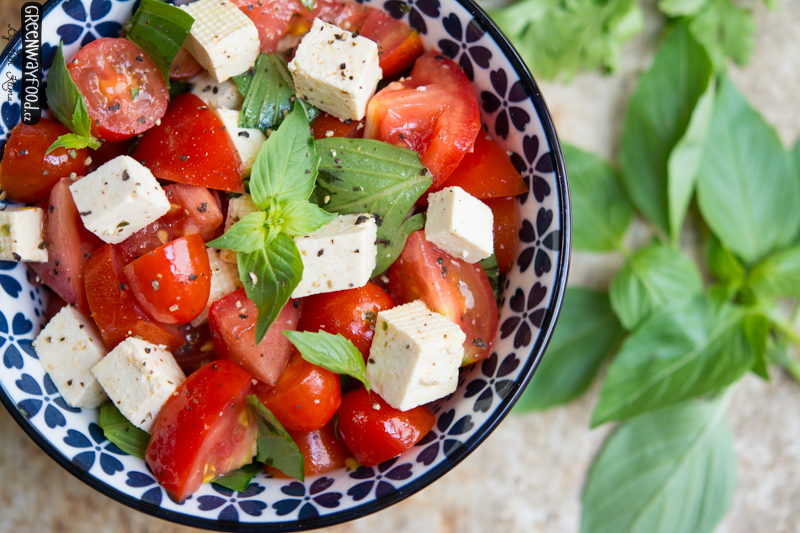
[687,0,755,66]
[514,288,625,412]
[609,242,703,331]
[45,132,102,155]
[793,135,800,178]
[207,212,267,253]
[246,395,304,481]
[300,0,315,11]
[618,23,713,237]
[706,237,745,287]
[658,0,707,16]
[212,463,262,493]
[747,246,800,299]
[582,393,736,533]
[277,200,336,237]
[743,313,769,380]
[249,105,319,209]
[478,253,500,302]
[168,80,190,100]
[592,297,753,426]
[238,234,303,343]
[372,213,426,278]
[45,44,97,139]
[283,330,370,390]
[124,0,194,86]
[99,403,151,459]
[563,144,632,251]
[697,77,800,265]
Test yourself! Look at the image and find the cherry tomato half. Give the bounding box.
[359,8,424,78]
[265,420,351,478]
[169,47,203,81]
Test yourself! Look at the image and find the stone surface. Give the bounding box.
[2,1,800,532]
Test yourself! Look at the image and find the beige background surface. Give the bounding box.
[2,0,800,531]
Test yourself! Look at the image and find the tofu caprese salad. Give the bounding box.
[0,0,528,502]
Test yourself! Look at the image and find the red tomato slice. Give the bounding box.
[365,51,480,187]
[266,420,351,478]
[230,0,300,53]
[30,179,104,315]
[209,289,299,386]
[169,47,203,80]
[332,1,370,32]
[133,93,243,192]
[337,387,434,467]
[0,120,88,203]
[310,112,363,141]
[359,8,424,78]
[67,38,168,142]
[389,231,498,364]
[484,197,516,274]
[297,281,396,361]
[286,0,346,35]
[84,243,185,351]
[173,322,217,375]
[123,234,212,325]
[146,360,257,503]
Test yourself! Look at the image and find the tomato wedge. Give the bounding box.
[230,0,300,53]
[67,38,168,142]
[146,360,257,503]
[310,112,363,141]
[169,47,203,80]
[484,196,516,274]
[359,8,424,78]
[265,420,351,478]
[133,93,243,192]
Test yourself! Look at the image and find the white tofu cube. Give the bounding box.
[220,194,260,264]
[181,0,260,83]
[191,247,244,327]
[367,300,466,411]
[216,108,266,177]
[291,214,377,298]
[69,156,171,244]
[425,186,494,263]
[288,19,382,121]
[91,338,186,433]
[0,207,47,262]
[190,70,244,109]
[32,306,109,409]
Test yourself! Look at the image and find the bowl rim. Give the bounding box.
[0,0,571,529]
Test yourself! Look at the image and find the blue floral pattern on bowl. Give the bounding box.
[0,0,570,529]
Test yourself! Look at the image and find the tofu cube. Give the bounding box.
[181,0,259,83]
[32,306,109,409]
[0,207,47,262]
[69,156,171,244]
[220,194,260,264]
[91,338,186,433]
[367,300,466,411]
[190,70,244,109]
[216,108,266,177]
[191,247,244,327]
[291,214,377,298]
[288,19,382,121]
[425,186,494,263]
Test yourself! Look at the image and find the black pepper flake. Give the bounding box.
[435,55,445,61]
[475,338,486,347]
[368,358,375,364]
[38,241,50,250]
[79,324,84,329]
[179,155,189,162]
[373,214,383,227]
[238,131,250,138]
[189,273,198,281]
[138,116,146,124]
[352,30,360,37]
[294,300,300,309]
[339,62,346,69]
[117,221,130,228]
[136,55,143,62]
[398,133,406,140]
[67,380,73,386]
[317,249,324,257]
[49,205,54,213]
[52,267,58,275]
[239,314,248,320]
[108,102,121,112]
[355,215,369,225]
[145,347,151,353]
[437,257,443,265]
[441,266,448,278]
[119,282,127,290]
[19,149,28,155]
[197,202,208,213]
[84,253,92,259]
[122,170,130,181]
[12,253,21,262]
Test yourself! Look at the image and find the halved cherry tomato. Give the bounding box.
[231,0,300,52]
[253,348,341,432]
[209,289,299,386]
[30,179,104,315]
[365,51,480,187]
[389,230,498,364]
[173,322,217,375]
[133,93,243,192]
[0,120,88,203]
[84,243,185,351]
[265,420,351,478]
[484,196,516,274]
[123,234,212,325]
[359,8,424,78]
[67,38,168,142]
[337,387,434,467]
[310,112,363,141]
[169,47,203,80]
[146,360,257,503]
[297,281,396,361]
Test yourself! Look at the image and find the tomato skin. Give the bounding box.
[84,243,185,351]
[297,282,396,361]
[0,120,88,203]
[68,38,168,142]
[146,360,257,503]
[209,289,300,386]
[173,322,217,375]
[133,93,243,192]
[484,197,516,274]
[389,231,498,364]
[123,234,212,325]
[253,348,341,432]
[265,420,351,478]
[30,179,104,315]
[286,0,346,35]
[169,48,203,80]
[337,387,434,467]
[359,9,424,78]
[365,51,480,187]
[87,138,136,172]
[310,112,363,141]
[230,0,299,53]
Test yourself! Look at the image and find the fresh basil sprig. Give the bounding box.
[212,463,262,493]
[99,403,151,458]
[246,395,304,481]
[283,330,370,390]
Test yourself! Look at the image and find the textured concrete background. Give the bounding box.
[1,0,799,531]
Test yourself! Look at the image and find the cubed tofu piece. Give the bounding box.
[216,108,266,177]
[291,214,377,298]
[287,19,382,121]
[0,207,47,262]
[32,306,109,408]
[91,337,186,433]
[181,0,259,83]
[190,247,244,327]
[190,70,244,109]
[367,300,466,411]
[425,186,494,263]
[220,193,260,264]
[69,156,171,244]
